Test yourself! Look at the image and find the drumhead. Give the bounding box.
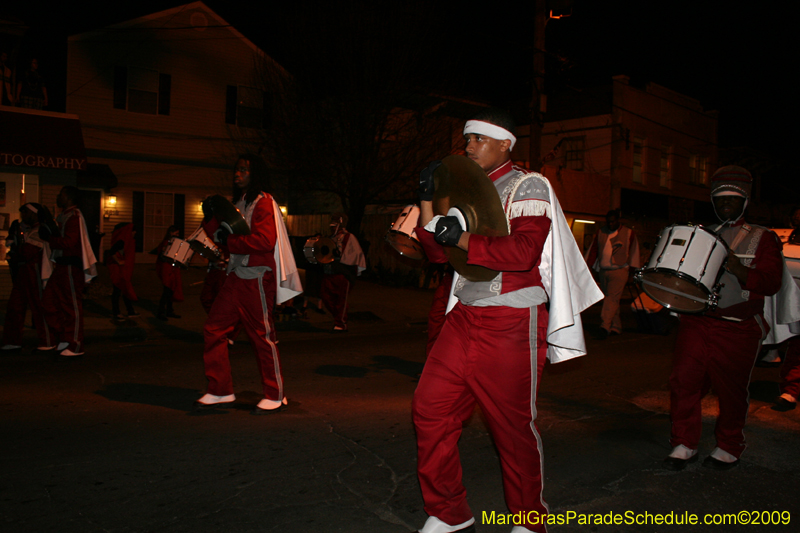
[639,268,710,314]
[385,231,424,260]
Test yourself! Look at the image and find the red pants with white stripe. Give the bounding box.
[426,271,453,357]
[41,264,85,352]
[202,271,283,400]
[669,314,765,458]
[779,335,800,399]
[321,273,350,329]
[2,265,52,348]
[413,303,549,532]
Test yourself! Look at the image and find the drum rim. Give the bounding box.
[637,268,712,313]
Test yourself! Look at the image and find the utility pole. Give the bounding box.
[529,0,547,171]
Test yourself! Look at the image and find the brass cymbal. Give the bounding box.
[432,155,508,282]
[207,195,251,235]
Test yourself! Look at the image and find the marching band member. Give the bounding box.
[196,154,301,414]
[39,186,98,357]
[412,109,601,533]
[664,166,784,471]
[107,222,139,320]
[154,225,183,321]
[320,213,366,332]
[1,203,54,351]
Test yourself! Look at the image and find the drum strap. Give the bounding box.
[729,223,751,251]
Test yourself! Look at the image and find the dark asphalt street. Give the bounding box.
[1,268,798,532]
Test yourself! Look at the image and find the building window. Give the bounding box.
[564,136,585,171]
[226,85,271,128]
[689,154,708,186]
[632,137,644,183]
[113,66,171,115]
[660,145,671,187]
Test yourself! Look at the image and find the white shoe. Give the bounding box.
[227,338,235,345]
[251,397,288,415]
[38,346,56,351]
[195,393,236,407]
[418,516,475,533]
[668,444,697,460]
[1,345,22,350]
[61,349,84,356]
[511,527,536,533]
[57,342,69,351]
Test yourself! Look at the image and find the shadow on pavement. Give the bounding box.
[96,382,200,410]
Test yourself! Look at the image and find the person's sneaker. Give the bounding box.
[772,394,797,412]
[194,393,236,409]
[60,349,84,357]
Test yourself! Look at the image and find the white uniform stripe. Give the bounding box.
[257,273,283,400]
[528,305,550,515]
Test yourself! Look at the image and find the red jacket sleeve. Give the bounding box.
[416,223,449,264]
[743,230,783,296]
[467,216,551,272]
[226,197,277,255]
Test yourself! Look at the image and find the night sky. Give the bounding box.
[4,1,795,186]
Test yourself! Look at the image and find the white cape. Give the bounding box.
[437,173,603,363]
[272,199,303,304]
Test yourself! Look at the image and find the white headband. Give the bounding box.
[712,190,746,198]
[463,120,517,150]
[24,203,38,213]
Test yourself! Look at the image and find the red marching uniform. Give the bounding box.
[41,205,95,353]
[320,228,365,330]
[202,192,284,401]
[2,224,52,348]
[669,220,783,458]
[413,160,553,532]
[155,238,184,303]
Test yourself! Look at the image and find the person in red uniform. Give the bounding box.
[664,166,784,471]
[155,225,183,321]
[195,154,287,414]
[773,206,800,411]
[40,186,98,357]
[1,203,54,351]
[320,213,366,331]
[412,109,601,533]
[107,222,139,320]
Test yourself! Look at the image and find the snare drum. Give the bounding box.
[385,205,424,260]
[634,224,728,313]
[303,236,336,265]
[161,238,195,268]
[187,226,221,259]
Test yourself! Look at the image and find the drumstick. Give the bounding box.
[734,254,755,259]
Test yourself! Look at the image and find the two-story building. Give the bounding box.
[515,75,719,251]
[66,1,288,257]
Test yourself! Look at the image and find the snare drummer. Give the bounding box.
[155,225,184,321]
[665,166,783,471]
[320,213,366,332]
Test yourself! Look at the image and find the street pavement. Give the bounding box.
[1,263,798,532]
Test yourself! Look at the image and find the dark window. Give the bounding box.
[225,85,271,128]
[113,66,171,115]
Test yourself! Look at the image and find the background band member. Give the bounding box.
[1,203,54,351]
[107,222,139,320]
[154,225,183,321]
[584,209,641,338]
[773,206,800,411]
[197,153,301,414]
[320,213,366,332]
[413,109,601,533]
[665,166,783,471]
[40,186,98,357]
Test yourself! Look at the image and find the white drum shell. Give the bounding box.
[187,226,221,258]
[390,205,420,240]
[162,238,194,268]
[644,224,728,294]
